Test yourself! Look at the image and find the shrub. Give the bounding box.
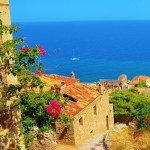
[110,88,150,129]
[0,19,69,148]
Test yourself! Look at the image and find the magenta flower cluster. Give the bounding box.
[55,89,60,93]
[20,47,28,51]
[20,45,46,55]
[46,100,61,118]
[61,82,65,85]
[37,46,46,55]
[34,70,44,75]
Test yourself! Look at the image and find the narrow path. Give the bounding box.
[53,124,127,150]
[77,132,109,150]
[53,144,78,150]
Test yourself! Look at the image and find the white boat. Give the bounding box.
[71,49,79,60]
[71,57,80,61]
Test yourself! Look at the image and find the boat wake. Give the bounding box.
[71,57,80,61]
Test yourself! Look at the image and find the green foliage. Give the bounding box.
[38,126,51,132]
[16,145,21,150]
[0,19,18,35]
[24,133,36,148]
[110,89,136,115]
[135,99,150,129]
[102,134,106,142]
[110,88,150,129]
[18,89,67,133]
[135,81,147,87]
[58,113,71,123]
[128,87,138,93]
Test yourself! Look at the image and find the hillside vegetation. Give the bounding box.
[110,88,150,129]
[110,126,150,150]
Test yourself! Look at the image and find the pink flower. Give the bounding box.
[46,100,61,118]
[20,47,28,51]
[38,46,46,55]
[46,105,52,113]
[61,82,65,85]
[50,100,60,108]
[34,70,44,75]
[55,105,61,113]
[52,112,59,118]
[55,89,60,93]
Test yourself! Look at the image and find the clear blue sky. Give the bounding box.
[9,0,150,22]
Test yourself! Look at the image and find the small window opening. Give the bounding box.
[79,117,83,125]
[93,105,97,115]
[90,130,93,133]
[0,72,3,85]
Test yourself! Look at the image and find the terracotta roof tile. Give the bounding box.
[129,75,150,85]
[40,74,100,116]
[133,76,149,81]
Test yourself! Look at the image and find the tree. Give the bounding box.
[110,88,150,129]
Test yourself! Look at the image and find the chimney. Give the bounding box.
[97,82,104,94]
[70,72,75,78]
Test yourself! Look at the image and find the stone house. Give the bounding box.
[129,75,150,87]
[118,74,129,89]
[99,74,129,90]
[99,79,121,89]
[0,1,25,149]
[41,74,114,146]
[118,74,127,82]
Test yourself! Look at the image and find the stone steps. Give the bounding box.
[90,142,108,150]
[78,132,109,150]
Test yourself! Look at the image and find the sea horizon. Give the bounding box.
[13,20,150,82]
[12,19,150,23]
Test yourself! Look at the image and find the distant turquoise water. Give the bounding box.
[13,21,150,82]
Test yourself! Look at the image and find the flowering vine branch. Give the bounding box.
[0,19,69,148]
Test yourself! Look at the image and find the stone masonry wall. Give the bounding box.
[73,93,114,146]
[108,103,114,130]
[0,1,25,149]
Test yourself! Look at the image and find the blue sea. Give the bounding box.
[13,21,150,82]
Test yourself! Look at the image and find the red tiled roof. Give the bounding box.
[41,74,100,116]
[129,75,149,85]
[129,76,139,85]
[42,74,79,87]
[132,75,149,81]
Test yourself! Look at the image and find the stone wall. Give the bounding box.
[0,0,12,42]
[65,92,114,146]
[0,1,25,149]
[108,104,114,130]
[114,115,133,124]
[0,101,24,149]
[27,130,57,150]
[55,93,114,146]
[0,0,18,85]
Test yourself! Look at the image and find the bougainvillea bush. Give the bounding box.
[0,19,69,147]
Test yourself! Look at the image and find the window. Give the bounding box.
[90,130,93,133]
[93,105,97,115]
[79,117,83,125]
[0,72,3,86]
